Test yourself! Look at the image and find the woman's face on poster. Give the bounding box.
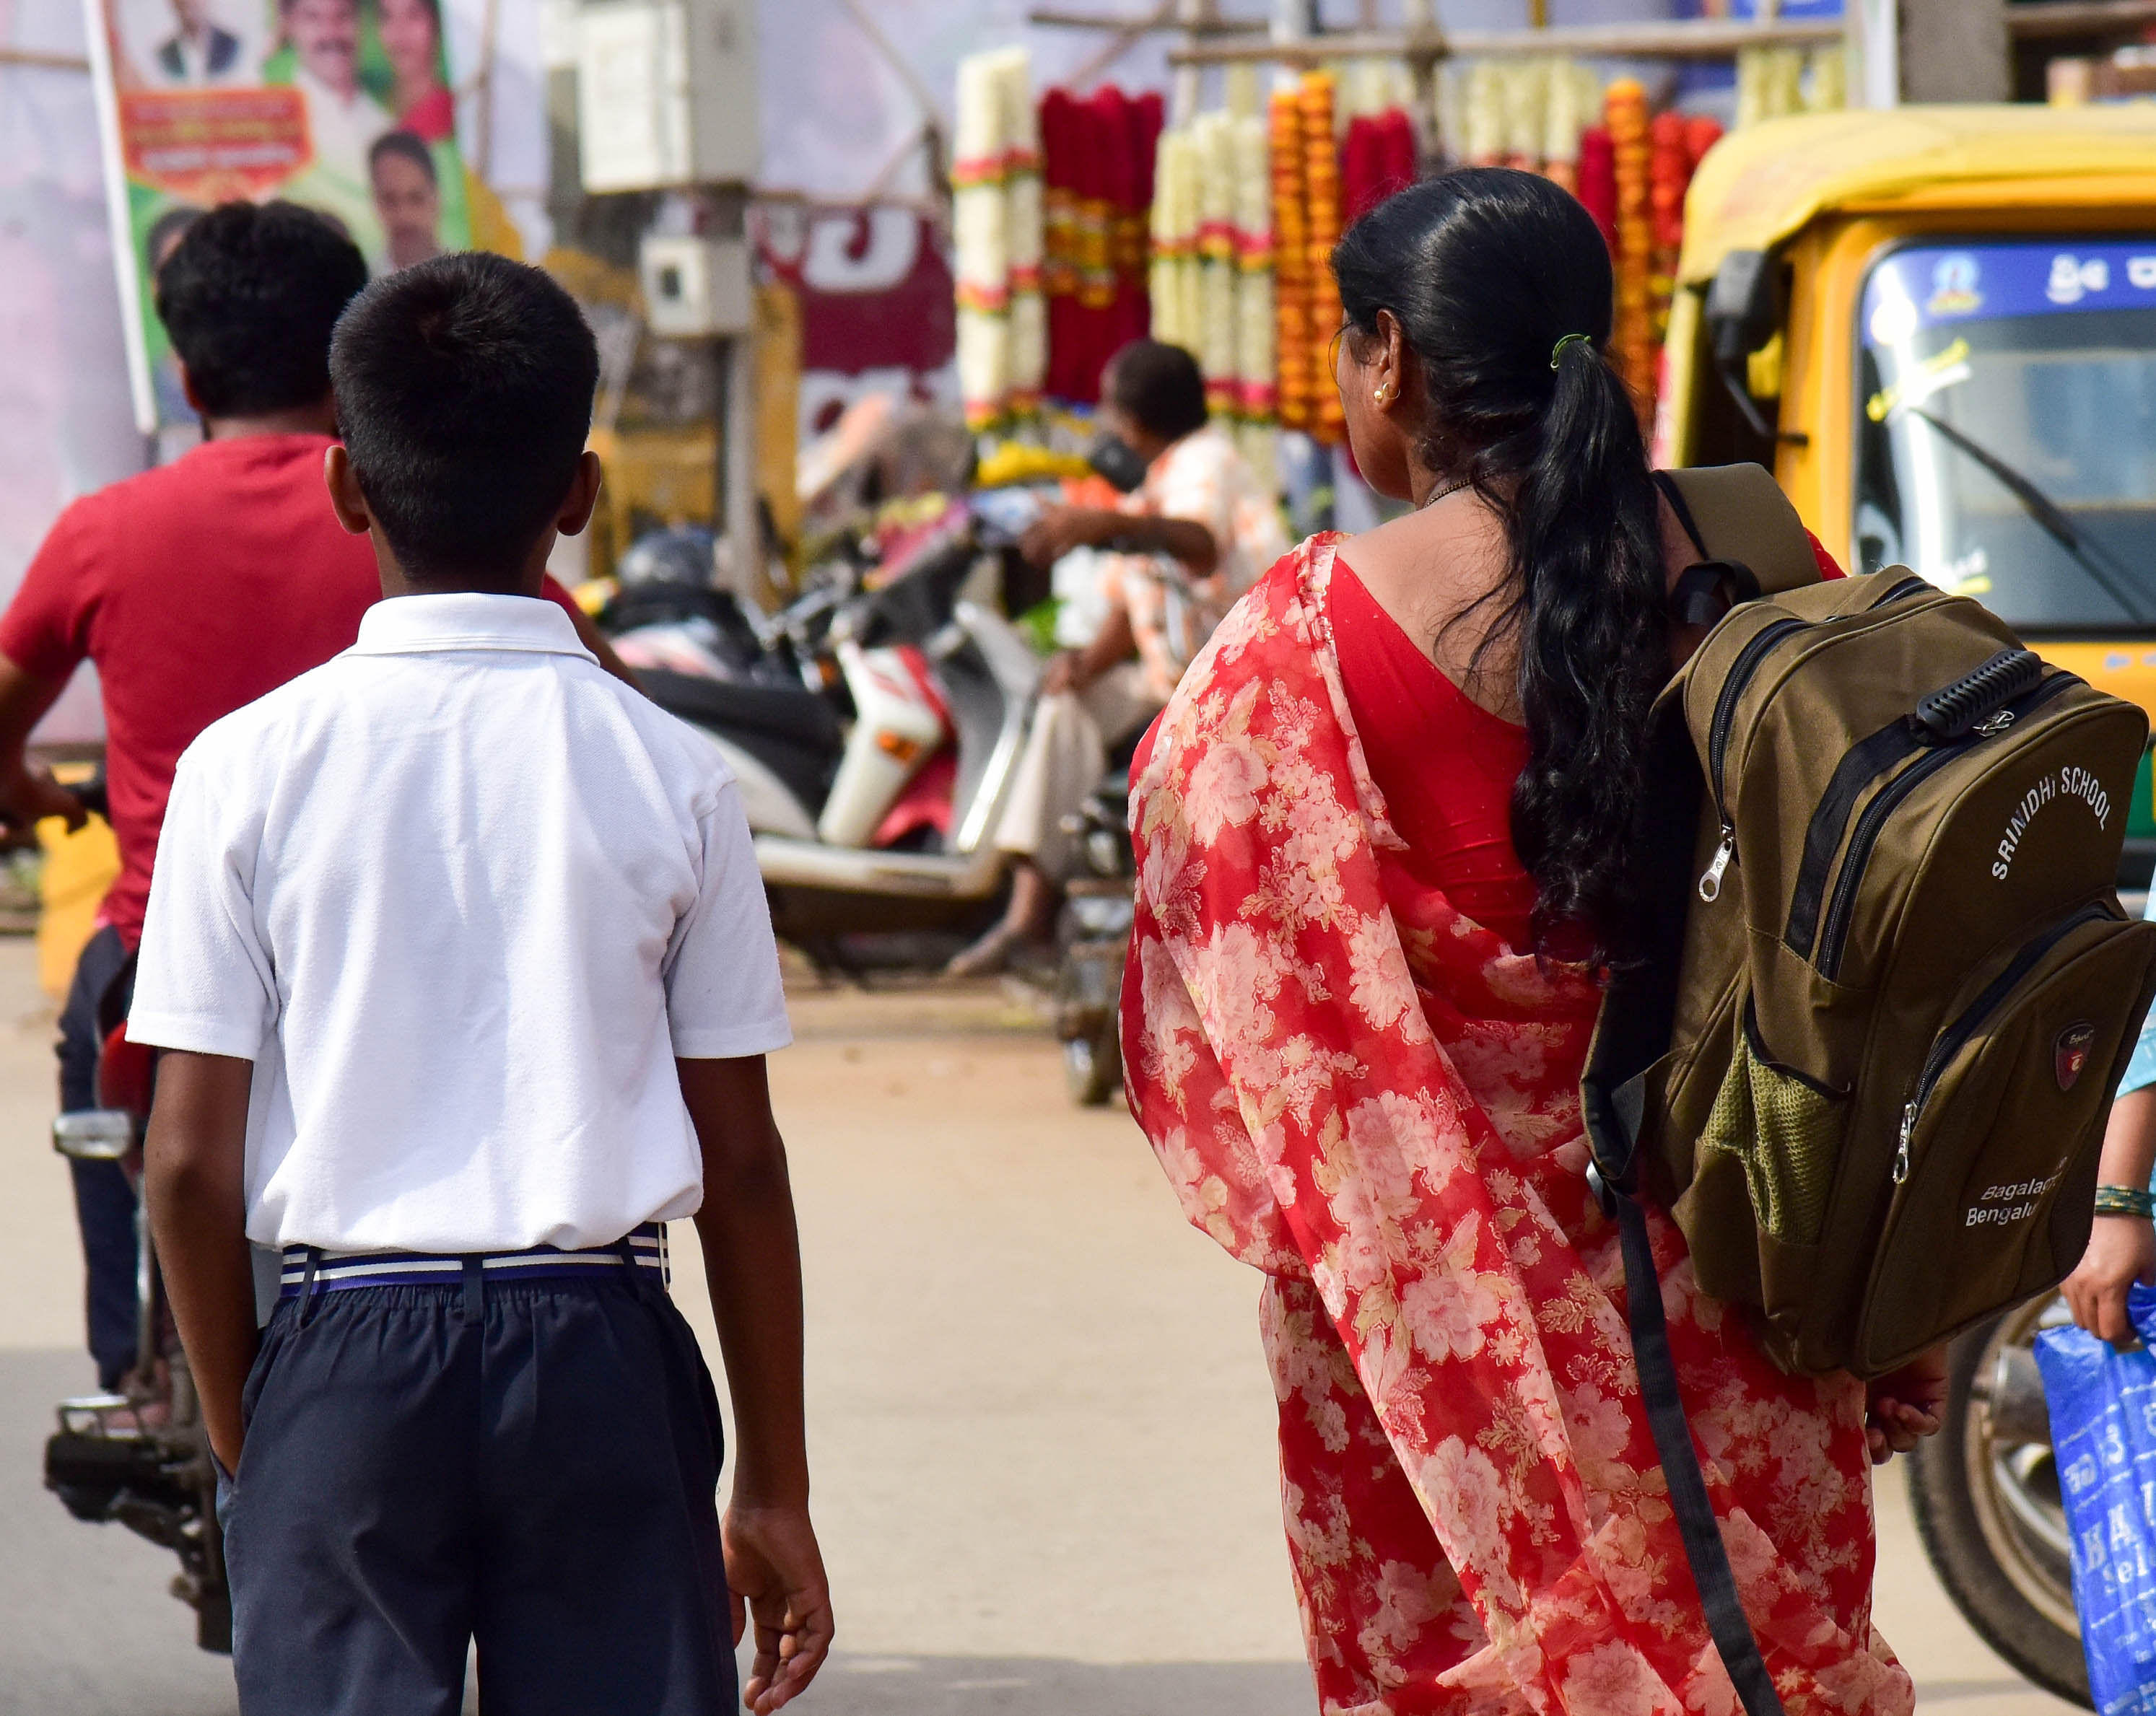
[376,0,439,87]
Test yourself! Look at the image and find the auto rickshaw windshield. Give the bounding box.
[1855,238,2156,635]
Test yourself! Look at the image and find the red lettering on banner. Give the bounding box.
[118,89,313,201]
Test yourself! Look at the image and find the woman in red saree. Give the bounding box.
[1120,171,1937,1714]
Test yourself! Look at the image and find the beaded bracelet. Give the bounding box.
[2095,1184,2156,1219]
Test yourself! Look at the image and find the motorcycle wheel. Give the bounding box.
[1905,1295,2090,1710]
[1063,1026,1120,1107]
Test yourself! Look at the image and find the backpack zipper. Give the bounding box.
[1700,617,1808,899]
[1784,715,1928,958]
[1696,579,1934,903]
[1876,574,1934,607]
[1815,673,2077,981]
[1893,899,2116,1183]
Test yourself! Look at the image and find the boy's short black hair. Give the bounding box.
[370,131,437,185]
[1104,338,1208,443]
[329,253,599,584]
[154,201,368,417]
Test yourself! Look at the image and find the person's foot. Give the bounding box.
[945,923,1028,980]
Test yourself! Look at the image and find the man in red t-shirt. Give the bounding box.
[0,202,625,1388]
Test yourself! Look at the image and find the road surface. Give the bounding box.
[0,945,2081,1714]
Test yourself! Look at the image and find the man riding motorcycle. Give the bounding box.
[0,200,627,1391]
[947,339,1286,978]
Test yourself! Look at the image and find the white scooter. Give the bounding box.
[605,507,1044,950]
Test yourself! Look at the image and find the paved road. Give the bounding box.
[0,946,2082,1713]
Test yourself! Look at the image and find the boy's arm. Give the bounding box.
[142,1050,257,1471]
[678,1054,831,1715]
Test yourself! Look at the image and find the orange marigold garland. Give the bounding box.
[1605,77,1654,424]
[1299,71,1343,445]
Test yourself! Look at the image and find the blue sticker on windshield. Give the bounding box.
[1925,253,1983,319]
[1866,241,2156,341]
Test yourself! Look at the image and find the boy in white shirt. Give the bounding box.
[132,253,830,1715]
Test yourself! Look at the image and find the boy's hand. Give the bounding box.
[723,1502,832,1712]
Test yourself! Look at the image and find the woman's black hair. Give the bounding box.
[1103,338,1209,443]
[1332,167,1668,964]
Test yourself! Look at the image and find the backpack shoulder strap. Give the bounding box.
[1659,463,1820,597]
[1579,694,1788,1716]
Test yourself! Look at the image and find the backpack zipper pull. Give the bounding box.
[1698,825,1737,902]
[1894,1102,1916,1185]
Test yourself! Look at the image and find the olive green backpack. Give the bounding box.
[1580,463,2156,1716]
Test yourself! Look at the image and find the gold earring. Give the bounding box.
[1374,384,1391,406]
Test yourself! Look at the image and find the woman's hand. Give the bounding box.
[2065,1214,2156,1348]
[1864,1346,1947,1464]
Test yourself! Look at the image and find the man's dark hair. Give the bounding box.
[145,202,206,270]
[1104,338,1208,442]
[370,130,436,185]
[154,200,367,417]
[330,253,598,585]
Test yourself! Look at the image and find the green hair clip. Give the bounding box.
[1550,333,1594,369]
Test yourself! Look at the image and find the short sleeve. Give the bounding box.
[664,781,793,1059]
[1145,434,1235,548]
[127,746,276,1059]
[0,499,101,683]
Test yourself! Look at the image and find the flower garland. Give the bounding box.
[953,48,1044,432]
[1042,84,1161,406]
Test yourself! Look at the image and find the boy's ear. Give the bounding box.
[179,363,204,419]
[323,445,373,538]
[556,450,603,538]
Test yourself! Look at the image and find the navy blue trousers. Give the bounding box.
[57,923,137,1389]
[226,1269,738,1716]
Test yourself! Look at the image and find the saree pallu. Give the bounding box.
[1120,536,1912,1715]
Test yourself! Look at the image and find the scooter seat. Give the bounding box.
[640,668,845,753]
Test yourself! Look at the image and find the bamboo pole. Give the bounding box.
[1169,17,1846,67]
[1029,6,1262,31]
[2005,0,2156,37]
[0,46,90,71]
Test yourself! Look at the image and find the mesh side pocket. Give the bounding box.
[1699,1002,1845,1246]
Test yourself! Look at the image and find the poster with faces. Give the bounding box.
[86,0,535,432]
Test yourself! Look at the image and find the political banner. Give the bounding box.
[83,0,538,432]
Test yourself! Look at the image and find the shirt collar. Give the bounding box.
[349,592,595,662]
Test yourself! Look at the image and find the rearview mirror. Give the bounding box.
[1705,248,1783,443]
[53,1111,135,1161]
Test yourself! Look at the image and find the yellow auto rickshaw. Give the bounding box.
[1659,102,2156,1710]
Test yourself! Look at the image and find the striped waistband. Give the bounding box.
[279,1223,668,1299]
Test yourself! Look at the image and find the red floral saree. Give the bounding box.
[1120,535,1912,1715]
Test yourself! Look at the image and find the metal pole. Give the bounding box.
[723,330,759,603]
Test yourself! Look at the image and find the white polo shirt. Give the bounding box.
[128,592,791,1255]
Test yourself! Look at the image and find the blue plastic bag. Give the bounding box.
[2035,1283,2156,1715]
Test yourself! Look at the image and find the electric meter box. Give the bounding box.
[640,234,751,336]
[576,0,759,192]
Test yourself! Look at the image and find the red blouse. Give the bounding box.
[1329,556,1540,951]
[1327,532,1843,955]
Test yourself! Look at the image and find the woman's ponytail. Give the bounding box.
[1332,170,1670,964]
[1505,332,1668,954]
